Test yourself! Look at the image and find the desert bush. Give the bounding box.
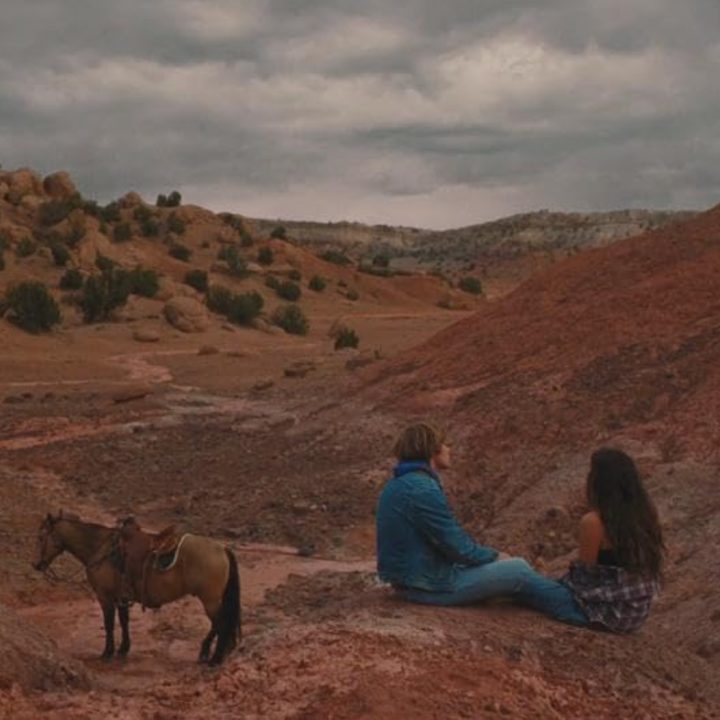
[99,202,121,223]
[277,280,301,302]
[184,269,209,293]
[223,246,249,278]
[257,246,274,265]
[240,230,254,247]
[127,267,159,298]
[156,191,182,208]
[50,242,70,266]
[140,217,159,237]
[372,254,390,268]
[334,327,359,350]
[4,282,61,332]
[288,268,301,281]
[95,254,117,276]
[16,238,37,258]
[166,213,186,236]
[66,226,86,247]
[459,276,483,295]
[359,263,394,277]
[265,276,281,290]
[83,199,100,217]
[272,304,309,335]
[309,275,326,292]
[346,289,359,301]
[59,268,84,290]
[79,270,131,323]
[226,291,264,326]
[38,193,84,226]
[169,243,192,262]
[270,225,287,240]
[321,249,351,266]
[113,223,132,243]
[206,285,233,315]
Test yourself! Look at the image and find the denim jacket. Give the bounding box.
[376,462,498,592]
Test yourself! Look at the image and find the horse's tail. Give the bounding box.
[214,548,241,662]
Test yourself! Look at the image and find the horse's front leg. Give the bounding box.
[117,603,131,657]
[100,601,116,659]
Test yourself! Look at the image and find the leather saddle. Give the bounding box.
[118,517,183,609]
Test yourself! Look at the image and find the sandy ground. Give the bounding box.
[1,309,718,719]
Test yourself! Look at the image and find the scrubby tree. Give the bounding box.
[169,243,192,262]
[4,282,61,332]
[50,242,70,267]
[309,275,327,292]
[270,225,287,240]
[257,246,274,265]
[166,213,186,236]
[184,269,209,293]
[16,238,37,258]
[334,327,359,350]
[272,304,309,335]
[459,276,483,295]
[321,249,351,266]
[79,269,131,323]
[127,267,160,297]
[277,280,301,302]
[59,268,84,290]
[113,223,132,243]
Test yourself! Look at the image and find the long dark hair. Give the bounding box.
[587,448,665,579]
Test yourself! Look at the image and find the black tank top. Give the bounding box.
[597,547,623,566]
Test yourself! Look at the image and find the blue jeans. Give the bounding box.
[398,558,589,627]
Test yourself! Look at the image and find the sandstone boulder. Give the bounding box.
[164,296,210,333]
[133,329,161,343]
[156,277,200,302]
[118,191,144,209]
[42,171,77,199]
[6,169,44,205]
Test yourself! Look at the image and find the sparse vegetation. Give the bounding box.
[79,269,131,323]
[270,225,287,240]
[321,249,352,266]
[221,245,249,278]
[99,202,121,224]
[184,269,209,293]
[38,193,84,226]
[309,275,327,292]
[169,243,192,262]
[59,268,84,290]
[346,289,359,301]
[277,280,301,302]
[134,206,160,237]
[16,238,37,258]
[265,276,281,291]
[459,276,483,295]
[50,242,70,267]
[288,268,302,281]
[166,213,186,236]
[157,191,182,208]
[206,285,263,325]
[113,223,132,243]
[127,267,159,298]
[372,254,390,268]
[258,246,274,265]
[240,230,254,247]
[272,304,309,335]
[334,327,359,350]
[4,281,61,333]
[206,285,233,315]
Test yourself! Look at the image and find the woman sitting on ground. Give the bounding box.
[376,424,665,632]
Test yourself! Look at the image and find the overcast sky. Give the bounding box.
[1,1,720,229]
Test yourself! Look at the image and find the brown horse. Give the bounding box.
[34,512,241,665]
[33,512,129,659]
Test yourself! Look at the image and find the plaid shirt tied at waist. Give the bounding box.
[562,561,660,633]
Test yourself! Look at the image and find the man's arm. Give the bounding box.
[410,480,498,566]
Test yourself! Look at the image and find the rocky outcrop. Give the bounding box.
[5,169,44,206]
[42,171,77,200]
[164,296,210,333]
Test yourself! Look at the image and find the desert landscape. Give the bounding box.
[0,164,719,719]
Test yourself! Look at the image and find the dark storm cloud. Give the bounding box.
[1,1,719,227]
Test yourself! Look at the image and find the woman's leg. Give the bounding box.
[399,558,589,626]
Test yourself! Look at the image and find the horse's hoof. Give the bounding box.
[118,647,130,658]
[100,651,115,661]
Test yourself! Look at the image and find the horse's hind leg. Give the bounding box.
[198,623,217,664]
[100,601,116,659]
[117,604,131,657]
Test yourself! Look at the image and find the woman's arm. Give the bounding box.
[577,512,604,564]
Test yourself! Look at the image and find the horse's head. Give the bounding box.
[33,512,66,572]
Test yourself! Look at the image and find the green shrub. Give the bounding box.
[184,269,208,293]
[257,246,274,265]
[4,282,61,332]
[99,202,121,223]
[140,218,159,237]
[16,238,37,258]
[288,268,301,281]
[50,242,71,266]
[169,243,192,262]
[309,275,327,292]
[83,199,100,217]
[156,192,182,208]
[321,249,351,266]
[265,275,281,291]
[206,285,233,315]
[226,291,264,325]
[127,267,159,298]
[372,254,390,268]
[334,327,359,350]
[38,193,84,226]
[272,304,309,336]
[277,280,301,301]
[59,268,84,290]
[346,289,359,301]
[459,277,483,295]
[270,225,287,240]
[240,230,254,247]
[95,254,117,276]
[222,246,248,278]
[113,223,132,243]
[66,226,86,247]
[166,213,186,235]
[79,271,131,323]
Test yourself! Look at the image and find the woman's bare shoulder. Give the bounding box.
[579,511,604,532]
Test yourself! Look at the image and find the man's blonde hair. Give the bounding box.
[393,423,446,463]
